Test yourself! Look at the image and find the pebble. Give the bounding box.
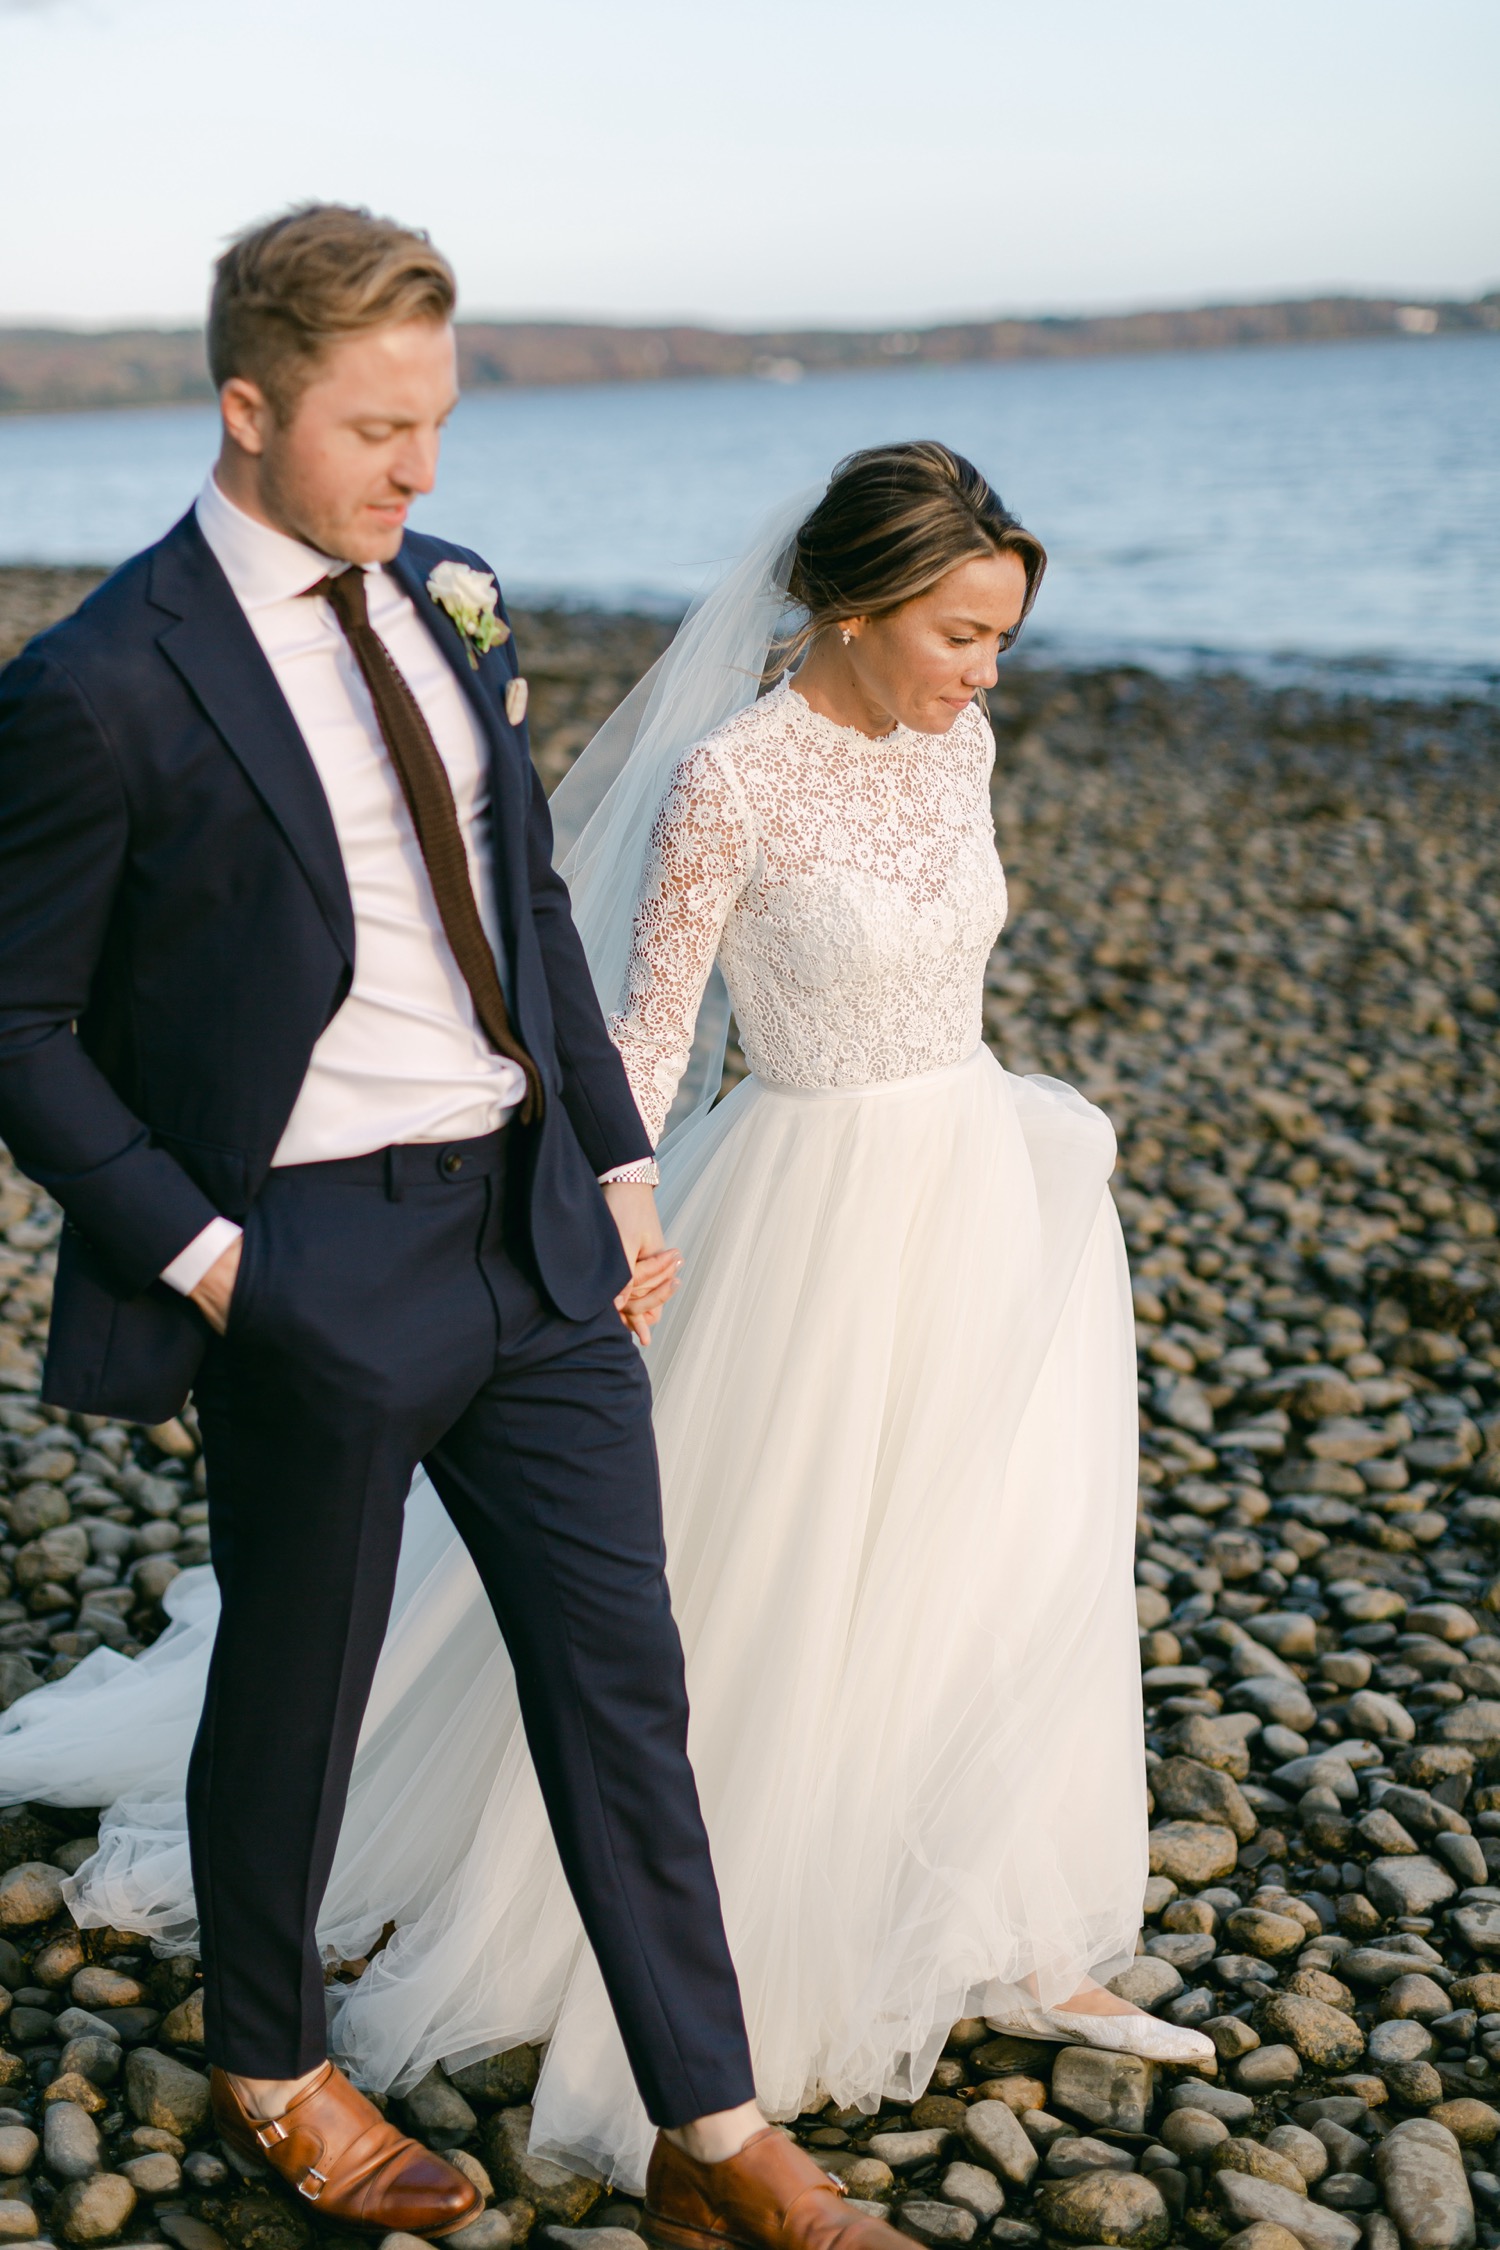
[960,2101,1037,2187]
[117,2149,180,2193]
[1035,2169,1170,2246]
[938,2161,1006,2220]
[1050,2048,1154,2136]
[865,2130,955,2172]
[482,2107,601,2227]
[1265,2125,1329,2183]
[0,1868,64,1930]
[1223,2227,1306,2250]
[159,1989,204,2048]
[894,2198,976,2246]
[447,2046,541,2107]
[0,2205,36,2243]
[1162,2107,1230,2157]
[400,2065,478,2142]
[1367,1857,1461,1917]
[158,2220,228,2250]
[1369,2017,1436,2064]
[0,2133,33,2180]
[2,607,1500,2250]
[42,2102,100,2182]
[1237,2043,1304,2090]
[1375,2117,1476,2249]
[52,2171,136,2244]
[122,2048,209,2137]
[1258,1993,1367,2068]
[1213,2171,1363,2250]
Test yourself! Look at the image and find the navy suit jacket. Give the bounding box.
[0,510,652,1422]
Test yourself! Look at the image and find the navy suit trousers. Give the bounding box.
[185,1128,753,2125]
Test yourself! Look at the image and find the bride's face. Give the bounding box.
[850,551,1030,734]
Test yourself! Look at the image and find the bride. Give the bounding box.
[0,441,1209,2192]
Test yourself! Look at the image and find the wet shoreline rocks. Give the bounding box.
[1,568,1498,2247]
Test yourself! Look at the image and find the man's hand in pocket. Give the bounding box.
[190,1237,243,1336]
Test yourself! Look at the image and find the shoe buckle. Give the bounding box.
[298,2168,327,2202]
[825,2173,848,2198]
[254,2119,288,2150]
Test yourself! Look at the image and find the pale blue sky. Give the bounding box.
[1,0,1496,328]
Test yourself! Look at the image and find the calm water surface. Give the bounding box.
[0,336,1495,694]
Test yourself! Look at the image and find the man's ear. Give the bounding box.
[219,376,273,459]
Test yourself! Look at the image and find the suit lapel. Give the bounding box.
[149,515,355,966]
[389,542,533,950]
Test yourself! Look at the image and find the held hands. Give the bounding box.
[189,1237,242,1337]
[602,1179,682,1347]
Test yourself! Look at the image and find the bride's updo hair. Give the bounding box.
[780,441,1045,669]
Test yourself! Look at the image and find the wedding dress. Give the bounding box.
[0,671,1150,2188]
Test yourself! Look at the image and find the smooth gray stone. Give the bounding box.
[41,2105,99,2185]
[50,2013,118,2048]
[960,2102,1037,2189]
[1044,2136,1134,2178]
[399,2065,478,2142]
[938,2162,1005,2222]
[1213,2169,1361,2250]
[538,2233,638,2250]
[1317,2174,1379,2212]
[1107,1957,1184,2009]
[894,2200,977,2247]
[447,2219,517,2250]
[1365,1855,1458,1918]
[865,2130,954,2172]
[1375,2118,1475,2250]
[1050,2047,1153,2136]
[1166,2079,1255,2124]
[1369,2018,1435,2065]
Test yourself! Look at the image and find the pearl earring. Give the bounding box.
[840,627,852,646]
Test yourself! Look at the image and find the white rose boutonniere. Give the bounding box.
[426,559,511,669]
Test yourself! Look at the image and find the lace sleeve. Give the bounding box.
[608,740,755,1145]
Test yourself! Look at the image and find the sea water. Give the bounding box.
[0,334,1495,695]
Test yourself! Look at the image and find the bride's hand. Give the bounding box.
[602,1181,683,1345]
[621,1249,682,1344]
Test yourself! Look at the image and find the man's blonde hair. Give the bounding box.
[208,203,456,419]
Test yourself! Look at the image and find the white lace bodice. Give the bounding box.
[609,680,1007,1142]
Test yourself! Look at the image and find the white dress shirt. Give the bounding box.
[163,475,529,1294]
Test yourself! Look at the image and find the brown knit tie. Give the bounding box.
[307,566,542,1123]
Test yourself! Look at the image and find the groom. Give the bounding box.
[0,205,904,2250]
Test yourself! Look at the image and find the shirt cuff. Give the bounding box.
[160,1217,244,1297]
[598,1160,660,1188]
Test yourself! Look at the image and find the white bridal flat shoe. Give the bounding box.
[984,2001,1218,2067]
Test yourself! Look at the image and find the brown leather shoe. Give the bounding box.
[212,2063,482,2238]
[645,2126,910,2250]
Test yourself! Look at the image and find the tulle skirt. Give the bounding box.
[0,1044,1147,2191]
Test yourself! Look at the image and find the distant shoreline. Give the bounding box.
[1,291,1496,417]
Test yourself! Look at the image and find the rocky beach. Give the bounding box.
[1,566,1499,2250]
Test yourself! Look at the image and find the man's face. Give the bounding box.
[219,318,459,563]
